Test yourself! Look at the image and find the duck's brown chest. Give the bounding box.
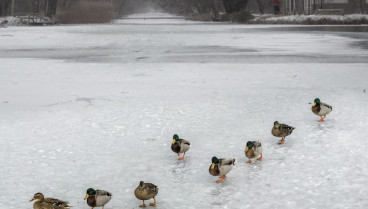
[171,142,181,153]
[246,149,256,159]
[87,196,96,207]
[209,164,220,176]
[312,105,321,115]
[271,127,280,137]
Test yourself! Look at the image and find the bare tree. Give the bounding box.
[1,0,11,16]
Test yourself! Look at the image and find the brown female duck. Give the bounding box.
[29,193,71,209]
[134,181,159,207]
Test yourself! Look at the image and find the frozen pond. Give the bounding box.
[0,13,368,209]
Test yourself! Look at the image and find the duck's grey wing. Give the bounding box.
[321,102,332,110]
[95,190,112,206]
[96,190,112,197]
[252,141,262,147]
[179,139,190,145]
[219,158,236,166]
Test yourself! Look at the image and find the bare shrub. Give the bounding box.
[187,13,214,21]
[220,11,254,23]
[232,11,254,23]
[55,0,117,24]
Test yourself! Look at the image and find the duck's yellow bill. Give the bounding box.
[211,163,215,169]
[245,147,249,152]
[172,139,175,144]
[84,194,89,200]
[312,102,316,107]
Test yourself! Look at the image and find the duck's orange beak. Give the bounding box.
[84,194,89,200]
[29,197,35,202]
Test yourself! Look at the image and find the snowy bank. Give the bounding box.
[251,14,368,25]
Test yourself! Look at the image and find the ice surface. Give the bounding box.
[0,12,367,209]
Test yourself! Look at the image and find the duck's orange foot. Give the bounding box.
[246,160,252,163]
[149,203,156,206]
[139,204,147,207]
[257,155,263,161]
[216,176,226,183]
[318,116,326,122]
[216,179,224,183]
[178,156,184,160]
[277,138,285,145]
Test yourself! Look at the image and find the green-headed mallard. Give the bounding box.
[245,141,262,163]
[171,134,190,160]
[272,121,295,144]
[312,98,332,122]
[209,156,236,183]
[134,181,159,207]
[84,188,112,209]
[29,193,71,209]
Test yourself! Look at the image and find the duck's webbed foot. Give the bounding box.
[149,197,157,206]
[257,154,263,160]
[139,201,147,207]
[318,116,326,122]
[277,138,285,144]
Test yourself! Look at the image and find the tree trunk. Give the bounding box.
[255,0,264,14]
[353,0,361,13]
[45,0,57,17]
[1,0,11,16]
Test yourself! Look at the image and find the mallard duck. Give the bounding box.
[134,181,159,207]
[245,141,262,163]
[171,134,190,160]
[29,193,71,209]
[312,98,332,122]
[84,188,112,209]
[209,156,236,183]
[272,121,295,144]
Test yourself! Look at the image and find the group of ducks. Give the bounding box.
[29,98,332,209]
[207,98,332,183]
[30,182,158,209]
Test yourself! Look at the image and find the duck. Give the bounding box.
[272,121,295,144]
[171,134,190,160]
[245,141,262,163]
[29,193,71,209]
[134,181,159,207]
[312,98,332,122]
[84,188,112,209]
[209,156,236,183]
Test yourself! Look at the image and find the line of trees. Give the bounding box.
[0,0,58,17]
[1,0,366,19]
[0,0,267,23]
[1,0,265,18]
[155,0,257,16]
[154,0,264,21]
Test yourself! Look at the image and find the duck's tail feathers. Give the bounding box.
[232,159,237,165]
